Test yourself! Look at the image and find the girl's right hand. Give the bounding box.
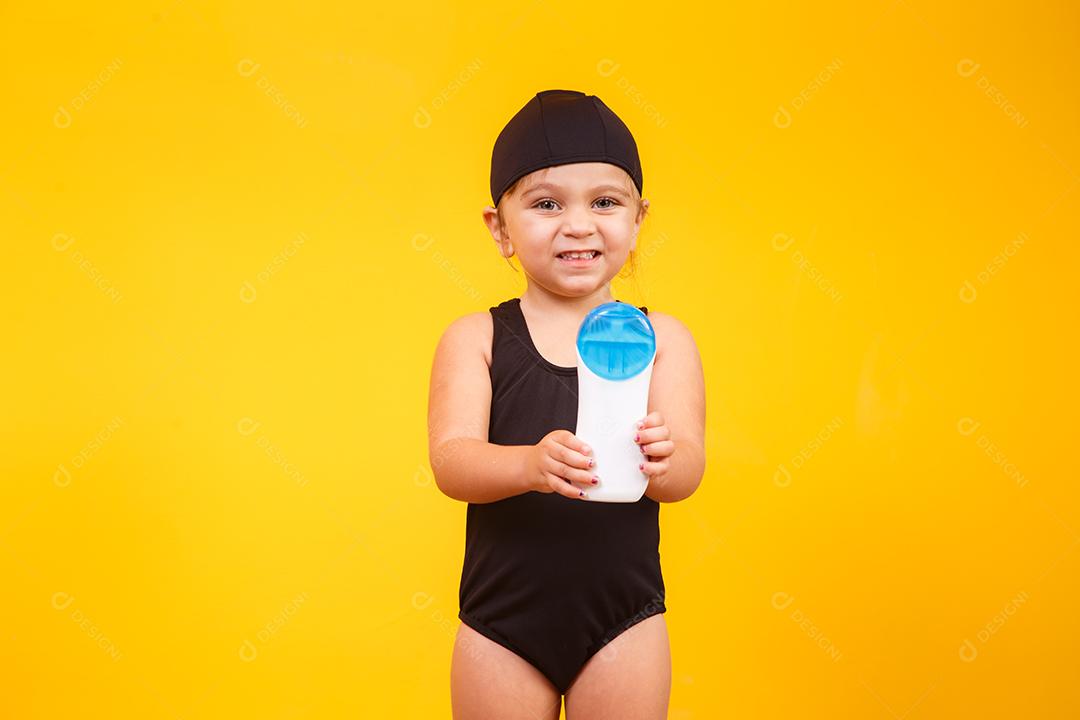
[528,429,598,499]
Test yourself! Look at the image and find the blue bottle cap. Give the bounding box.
[576,301,656,380]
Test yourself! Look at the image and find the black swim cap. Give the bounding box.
[490,89,643,207]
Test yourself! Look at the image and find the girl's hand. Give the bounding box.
[635,411,674,480]
[528,429,598,499]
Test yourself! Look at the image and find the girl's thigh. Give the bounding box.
[451,621,562,720]
[564,613,671,720]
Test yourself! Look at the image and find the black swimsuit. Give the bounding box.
[457,297,666,694]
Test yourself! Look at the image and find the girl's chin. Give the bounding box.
[550,274,613,291]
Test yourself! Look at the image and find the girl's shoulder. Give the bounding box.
[438,310,494,370]
[645,310,700,364]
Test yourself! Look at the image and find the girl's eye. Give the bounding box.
[532,197,619,211]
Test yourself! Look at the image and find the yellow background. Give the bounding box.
[3,1,1078,717]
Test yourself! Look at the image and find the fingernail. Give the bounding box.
[592,476,599,484]
[579,490,587,497]
[634,434,639,442]
[583,445,592,454]
[588,457,595,467]
[640,445,646,454]
[637,421,644,429]
[639,463,645,471]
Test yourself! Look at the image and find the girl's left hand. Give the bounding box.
[635,411,674,479]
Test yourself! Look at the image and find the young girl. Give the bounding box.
[428,89,706,720]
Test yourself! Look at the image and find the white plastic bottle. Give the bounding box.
[574,301,657,503]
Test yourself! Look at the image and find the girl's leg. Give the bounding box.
[451,621,562,720]
[563,614,671,720]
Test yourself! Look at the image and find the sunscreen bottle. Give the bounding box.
[574,301,656,503]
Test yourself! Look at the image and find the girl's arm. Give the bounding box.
[642,312,707,503]
[427,313,535,503]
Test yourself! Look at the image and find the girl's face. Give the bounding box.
[484,162,647,297]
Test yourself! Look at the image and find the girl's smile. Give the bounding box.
[555,249,603,267]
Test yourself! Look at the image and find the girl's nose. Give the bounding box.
[561,204,596,236]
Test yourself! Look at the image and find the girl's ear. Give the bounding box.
[630,198,648,252]
[638,198,649,223]
[482,206,514,258]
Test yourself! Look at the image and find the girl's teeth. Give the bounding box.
[560,251,596,259]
